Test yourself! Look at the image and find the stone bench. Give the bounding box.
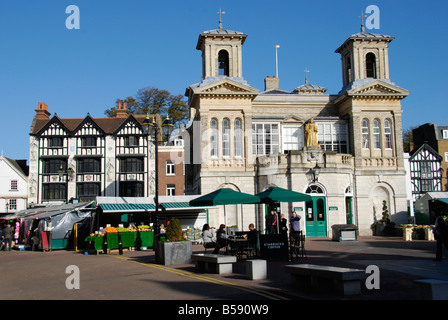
[285,264,365,296]
[191,253,237,274]
[414,279,448,300]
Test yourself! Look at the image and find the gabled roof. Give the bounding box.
[30,114,157,136]
[409,143,442,161]
[292,83,328,95]
[335,79,410,104]
[0,156,28,179]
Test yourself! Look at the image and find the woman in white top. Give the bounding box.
[202,224,220,254]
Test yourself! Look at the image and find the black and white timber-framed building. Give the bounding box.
[409,143,444,202]
[28,102,162,205]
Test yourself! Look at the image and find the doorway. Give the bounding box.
[305,196,327,237]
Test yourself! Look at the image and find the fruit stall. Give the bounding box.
[85,225,154,252]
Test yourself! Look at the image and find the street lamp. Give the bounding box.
[143,113,174,235]
[306,163,321,183]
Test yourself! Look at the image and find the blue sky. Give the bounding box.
[1,0,448,160]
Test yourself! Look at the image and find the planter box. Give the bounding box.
[373,223,396,236]
[155,241,192,265]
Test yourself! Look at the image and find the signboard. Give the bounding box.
[259,234,289,261]
[329,206,338,211]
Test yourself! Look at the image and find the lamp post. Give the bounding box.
[143,113,174,235]
[306,163,321,183]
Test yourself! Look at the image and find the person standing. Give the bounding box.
[433,216,448,261]
[289,211,302,243]
[267,210,278,234]
[280,214,288,235]
[3,224,13,251]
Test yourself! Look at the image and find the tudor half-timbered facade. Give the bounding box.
[409,144,443,201]
[28,102,162,204]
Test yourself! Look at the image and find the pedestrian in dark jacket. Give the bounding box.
[267,210,278,234]
[2,224,13,251]
[433,216,448,261]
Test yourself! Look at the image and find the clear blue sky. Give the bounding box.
[1,0,447,160]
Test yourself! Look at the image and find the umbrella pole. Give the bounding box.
[224,205,228,255]
[241,204,243,232]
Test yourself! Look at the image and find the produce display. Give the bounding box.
[85,224,155,251]
[104,226,118,233]
[89,225,154,237]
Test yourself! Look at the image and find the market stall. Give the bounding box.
[1,202,95,250]
[85,225,154,252]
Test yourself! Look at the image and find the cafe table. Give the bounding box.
[228,236,249,258]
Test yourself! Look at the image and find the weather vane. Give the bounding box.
[304,68,310,84]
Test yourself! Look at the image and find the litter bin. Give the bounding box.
[331,224,358,241]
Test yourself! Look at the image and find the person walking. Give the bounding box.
[433,216,448,261]
[3,224,13,251]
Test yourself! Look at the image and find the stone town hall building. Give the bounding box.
[184,21,410,236]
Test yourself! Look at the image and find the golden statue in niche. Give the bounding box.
[305,118,320,148]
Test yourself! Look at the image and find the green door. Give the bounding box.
[345,197,353,224]
[305,197,327,237]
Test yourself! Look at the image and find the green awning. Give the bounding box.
[189,188,261,207]
[99,203,155,213]
[436,198,448,205]
[255,187,312,203]
[160,202,211,210]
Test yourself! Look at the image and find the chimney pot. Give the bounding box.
[264,76,279,91]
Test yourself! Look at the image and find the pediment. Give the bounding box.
[282,115,305,124]
[194,79,259,95]
[348,80,410,97]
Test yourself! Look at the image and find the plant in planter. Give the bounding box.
[165,217,184,242]
[155,218,192,265]
[371,201,395,236]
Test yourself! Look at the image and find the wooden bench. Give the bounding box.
[191,253,237,274]
[285,264,365,296]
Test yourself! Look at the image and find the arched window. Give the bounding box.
[384,119,392,149]
[366,53,377,78]
[222,118,230,157]
[373,119,381,149]
[345,55,352,83]
[305,184,325,194]
[362,119,370,149]
[234,118,243,157]
[218,50,229,76]
[210,118,218,157]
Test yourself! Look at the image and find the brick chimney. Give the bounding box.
[264,76,279,91]
[116,102,129,118]
[35,102,51,120]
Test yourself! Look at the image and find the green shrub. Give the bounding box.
[165,218,183,242]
